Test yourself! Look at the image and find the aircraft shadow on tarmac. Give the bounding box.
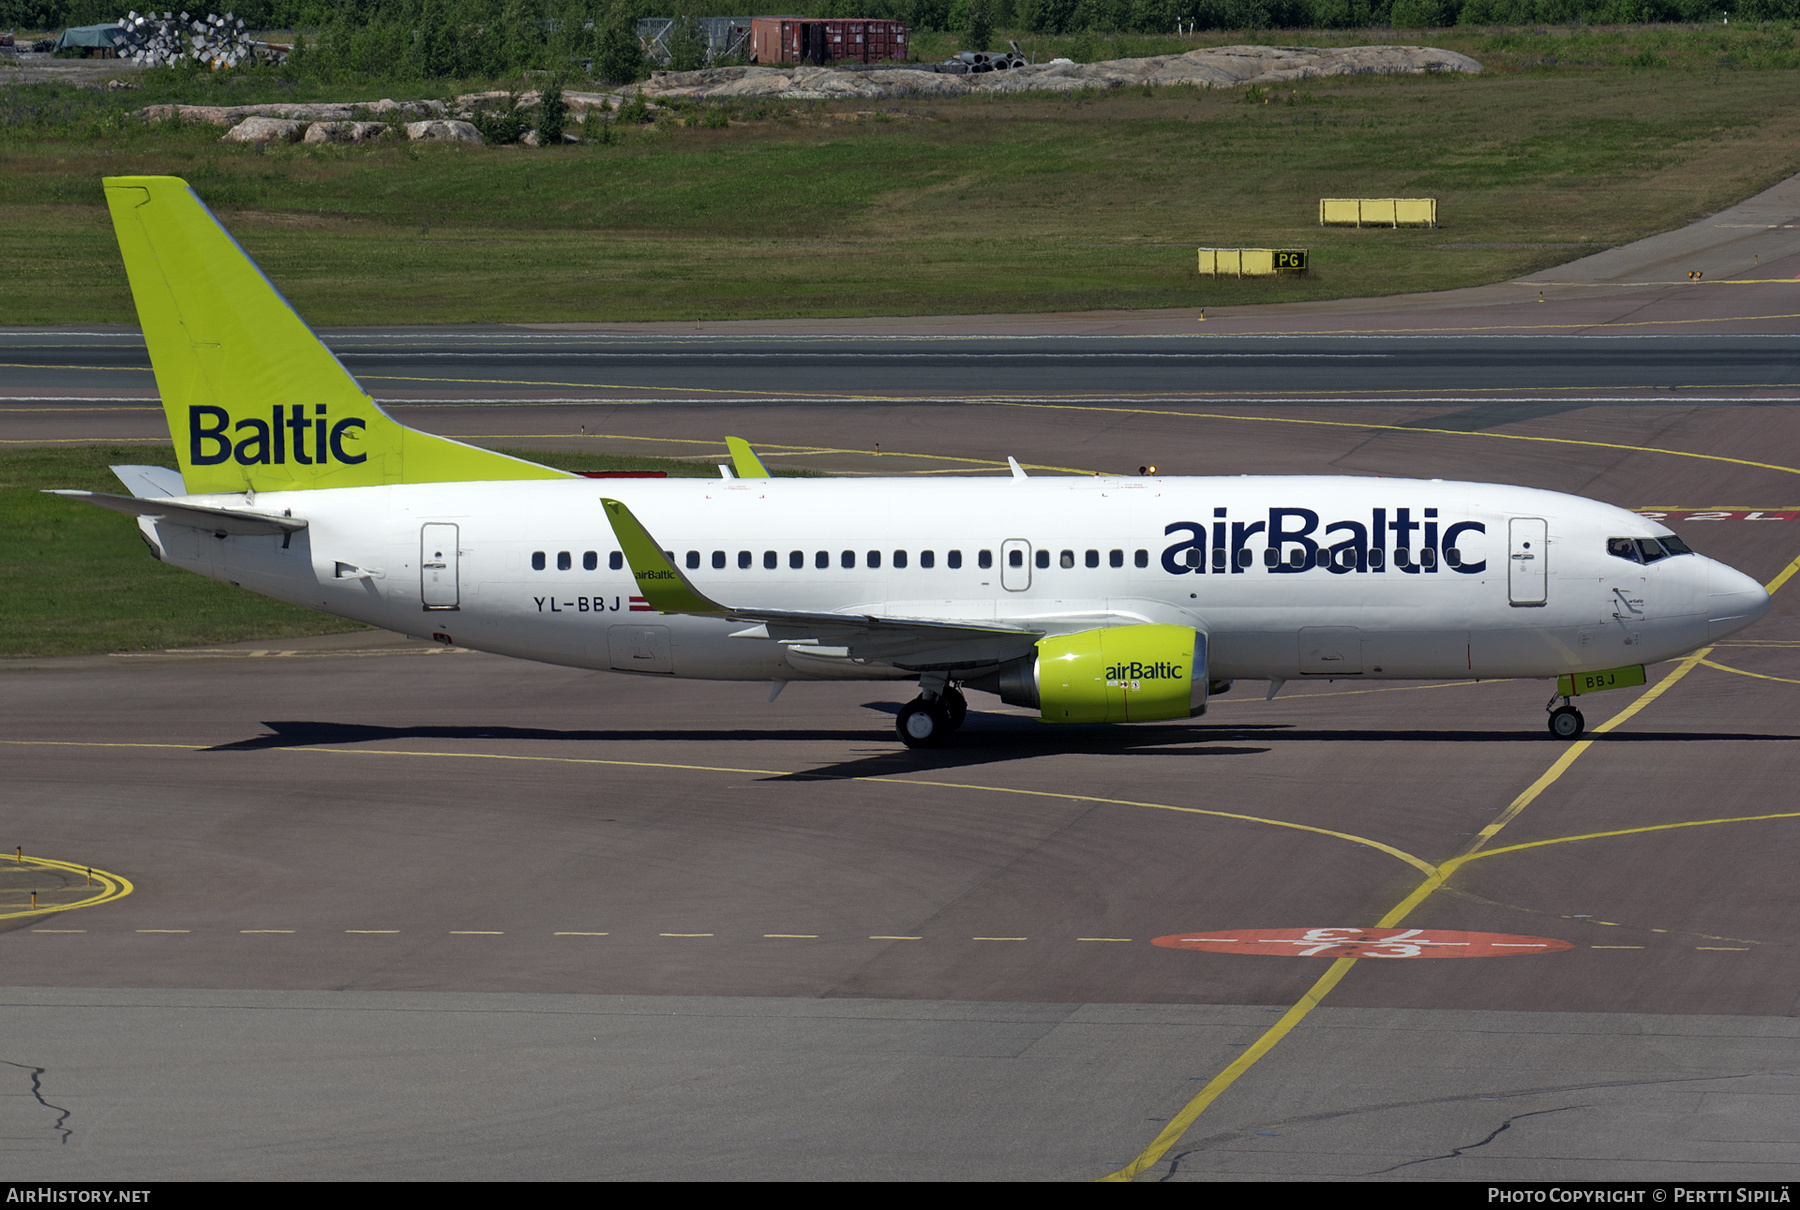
[202,712,1792,784]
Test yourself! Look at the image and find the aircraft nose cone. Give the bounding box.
[1706,559,1772,641]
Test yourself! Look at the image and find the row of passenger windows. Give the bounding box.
[1182,546,1453,569]
[530,548,1155,571]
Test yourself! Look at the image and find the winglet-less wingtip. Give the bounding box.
[599,498,729,616]
[1008,456,1028,481]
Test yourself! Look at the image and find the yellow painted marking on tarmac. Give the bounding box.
[660,933,714,937]
[1215,311,1800,336]
[1102,954,1363,1181]
[1761,549,1800,595]
[1458,809,1800,867]
[0,362,153,373]
[1101,646,1712,1182]
[1207,679,1504,705]
[973,937,1027,941]
[1698,658,1800,685]
[997,402,1800,481]
[450,930,503,935]
[0,855,133,923]
[0,437,168,445]
[764,934,819,938]
[13,736,1420,881]
[871,936,922,940]
[1078,937,1133,942]
[241,930,294,934]
[32,929,85,933]
[136,929,188,933]
[345,930,398,934]
[0,739,1435,879]
[1592,946,1644,949]
[554,932,610,936]
[879,779,1438,877]
[1698,946,1750,951]
[456,431,1100,477]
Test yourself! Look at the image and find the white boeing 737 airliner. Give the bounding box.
[52,177,1773,747]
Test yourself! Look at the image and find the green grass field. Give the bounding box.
[0,445,728,657]
[5,24,1800,324]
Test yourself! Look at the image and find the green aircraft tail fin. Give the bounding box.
[102,175,570,494]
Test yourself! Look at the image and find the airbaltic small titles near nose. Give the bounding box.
[53,177,1772,747]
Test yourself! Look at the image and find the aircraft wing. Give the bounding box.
[601,497,1041,669]
[46,489,307,537]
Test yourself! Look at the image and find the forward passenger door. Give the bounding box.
[1508,518,1546,607]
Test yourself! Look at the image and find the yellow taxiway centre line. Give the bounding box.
[875,778,1437,877]
[275,747,1438,877]
[0,436,167,445]
[1760,548,1800,596]
[1460,810,1800,866]
[1206,678,1504,706]
[1697,658,1800,685]
[0,743,1436,878]
[1101,646,1714,1182]
[1211,310,1800,336]
[0,855,133,922]
[454,432,1101,477]
[996,401,1800,481]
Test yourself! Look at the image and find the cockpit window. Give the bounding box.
[1609,535,1692,563]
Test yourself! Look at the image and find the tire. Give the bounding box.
[896,698,950,748]
[941,686,968,731]
[1548,705,1585,739]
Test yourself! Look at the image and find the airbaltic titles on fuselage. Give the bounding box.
[1161,508,1488,575]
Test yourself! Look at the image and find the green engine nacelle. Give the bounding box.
[972,624,1207,724]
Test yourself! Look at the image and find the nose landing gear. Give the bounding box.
[1546,690,1585,739]
[896,683,967,748]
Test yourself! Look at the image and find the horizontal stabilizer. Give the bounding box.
[110,464,187,499]
[46,489,307,536]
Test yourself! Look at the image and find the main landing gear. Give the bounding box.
[1546,690,1585,740]
[896,682,967,749]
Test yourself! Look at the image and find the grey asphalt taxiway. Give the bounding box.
[7,190,1800,1181]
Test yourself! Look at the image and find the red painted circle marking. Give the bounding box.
[1153,927,1575,959]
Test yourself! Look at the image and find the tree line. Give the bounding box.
[6,0,1770,67]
